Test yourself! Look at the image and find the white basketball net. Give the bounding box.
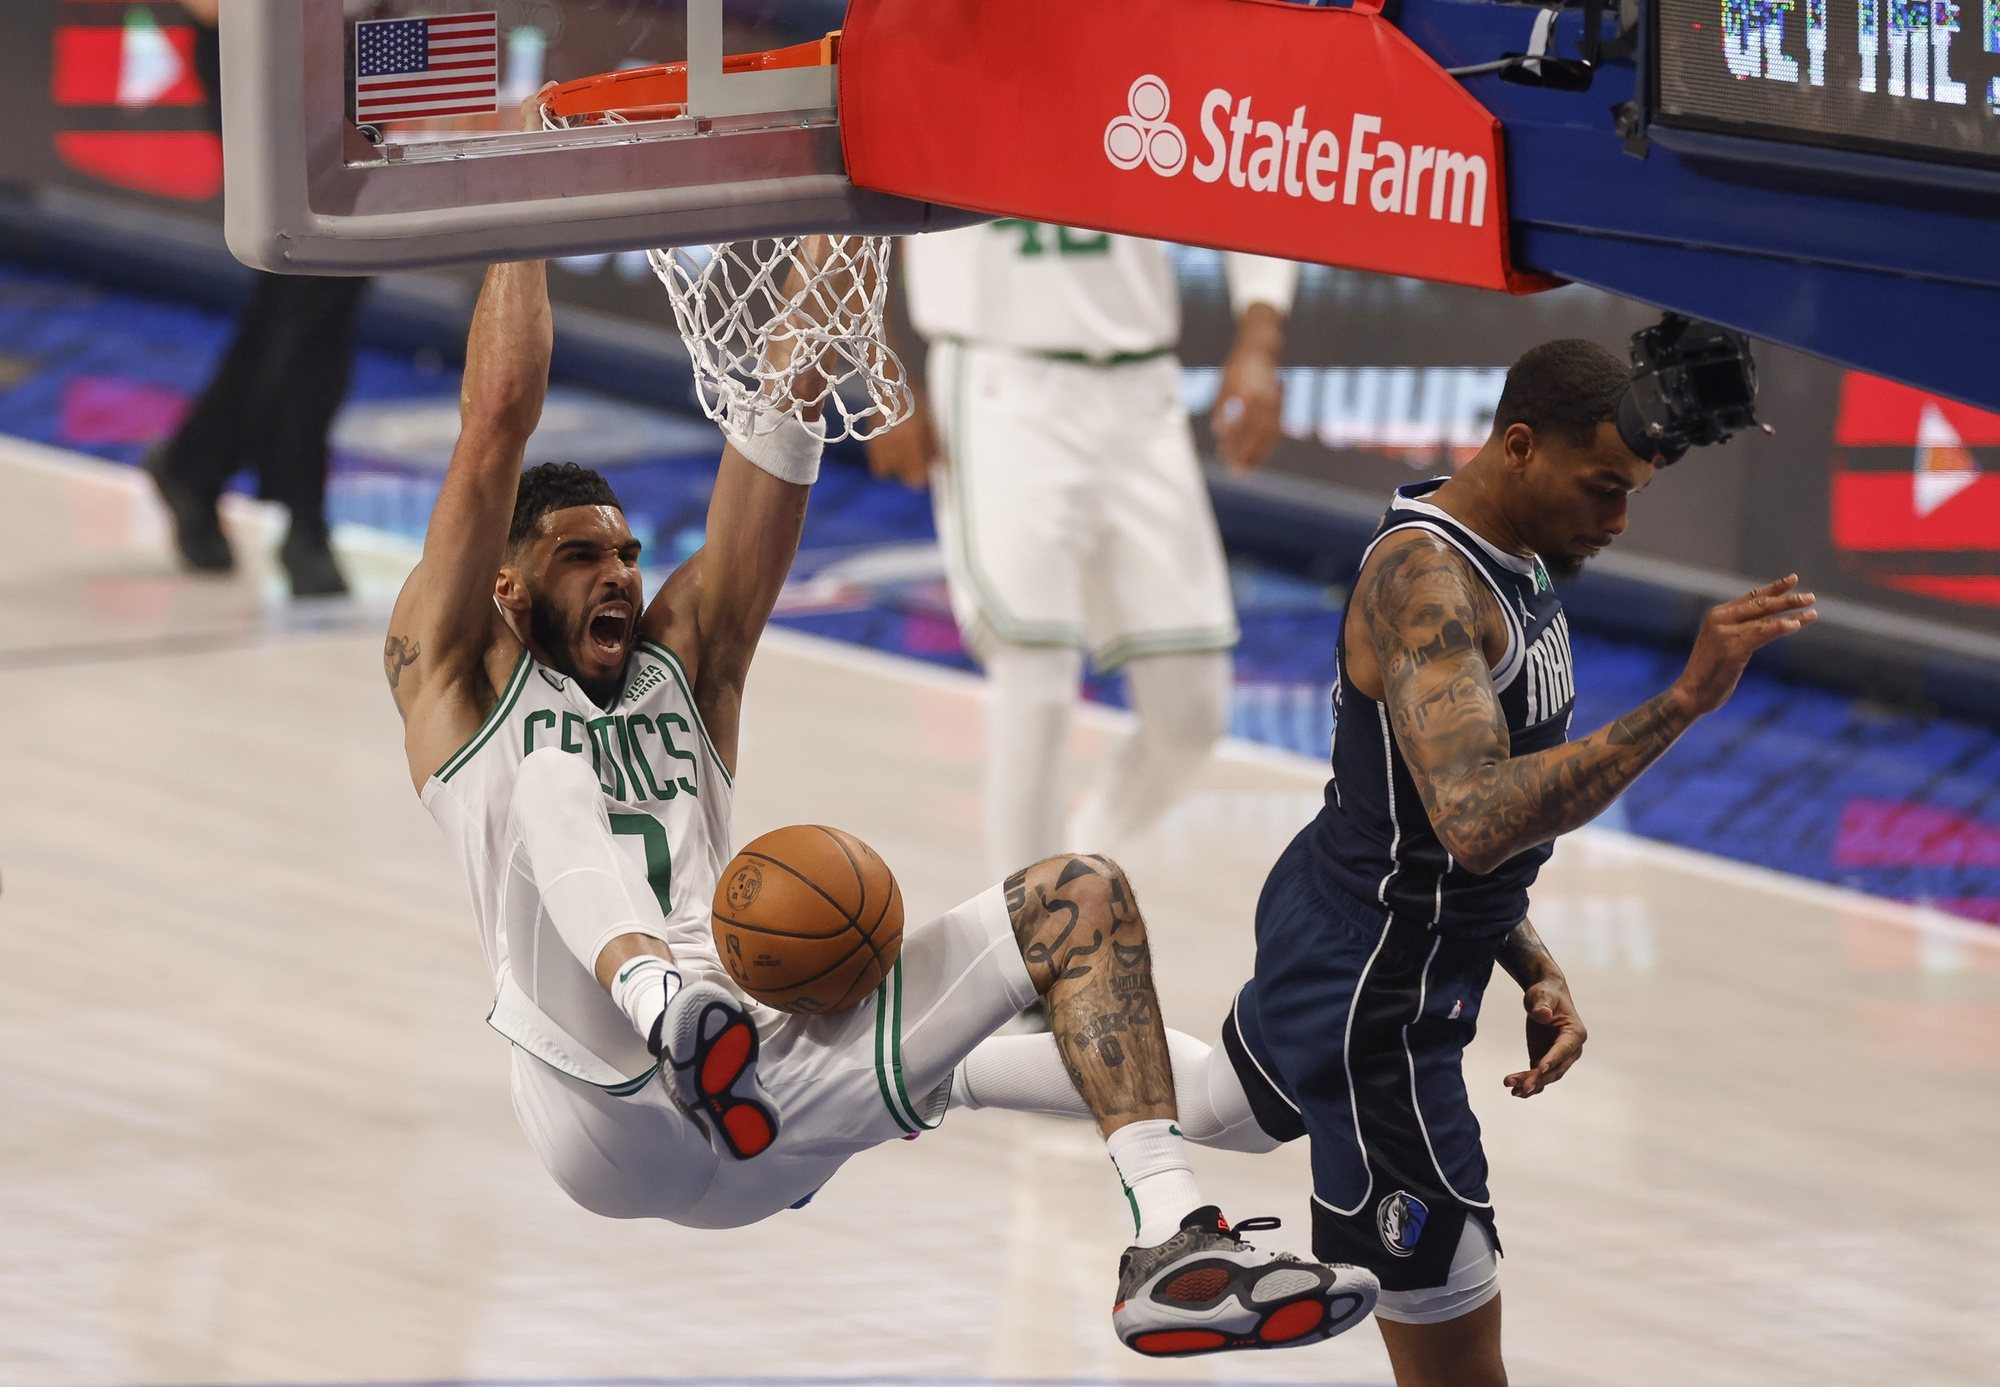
[539,102,909,443]
[648,236,911,444]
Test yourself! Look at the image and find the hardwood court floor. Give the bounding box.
[2,442,1997,1387]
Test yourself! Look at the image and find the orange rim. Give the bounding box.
[545,32,841,124]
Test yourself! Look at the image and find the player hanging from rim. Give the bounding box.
[940,335,1816,1386]
[381,102,1377,1361]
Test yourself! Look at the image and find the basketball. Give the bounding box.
[711,825,904,1015]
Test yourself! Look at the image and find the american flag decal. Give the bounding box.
[354,12,499,124]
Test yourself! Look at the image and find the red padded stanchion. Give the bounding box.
[839,0,1555,295]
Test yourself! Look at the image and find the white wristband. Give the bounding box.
[1223,252,1299,318]
[724,406,826,486]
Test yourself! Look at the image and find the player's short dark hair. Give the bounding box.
[1493,339,1631,449]
[507,462,622,552]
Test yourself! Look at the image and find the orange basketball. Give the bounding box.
[711,825,904,1015]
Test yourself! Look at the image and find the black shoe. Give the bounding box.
[144,446,233,573]
[280,527,349,598]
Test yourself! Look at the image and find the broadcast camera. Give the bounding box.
[1616,314,1765,465]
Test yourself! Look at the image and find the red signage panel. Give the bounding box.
[1834,374,2000,449]
[1831,473,2000,551]
[840,0,1552,294]
[51,3,220,202]
[52,22,204,108]
[53,131,221,201]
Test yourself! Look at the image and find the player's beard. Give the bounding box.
[527,588,624,708]
[1544,551,1587,582]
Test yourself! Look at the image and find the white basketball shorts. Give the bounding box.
[506,885,1036,1229]
[927,339,1238,670]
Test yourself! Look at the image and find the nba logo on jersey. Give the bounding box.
[1377,1190,1428,1257]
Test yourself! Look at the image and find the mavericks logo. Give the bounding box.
[1104,73,1488,227]
[1377,1190,1428,1257]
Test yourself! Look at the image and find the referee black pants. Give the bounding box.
[158,270,371,538]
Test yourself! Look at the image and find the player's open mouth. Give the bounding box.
[587,603,632,660]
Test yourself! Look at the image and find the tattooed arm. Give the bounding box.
[381,256,552,792]
[1496,916,1559,990]
[1359,531,1816,874]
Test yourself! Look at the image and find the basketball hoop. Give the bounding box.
[542,34,910,443]
[542,35,842,127]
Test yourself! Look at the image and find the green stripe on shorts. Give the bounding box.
[873,967,917,1134]
[872,962,940,1134]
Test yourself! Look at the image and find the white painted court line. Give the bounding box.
[8,431,1994,952]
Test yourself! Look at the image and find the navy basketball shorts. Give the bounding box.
[1222,830,1505,1291]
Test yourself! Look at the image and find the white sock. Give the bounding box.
[609,955,682,1054]
[1105,1118,1203,1246]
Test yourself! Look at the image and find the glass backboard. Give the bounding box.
[221,0,974,273]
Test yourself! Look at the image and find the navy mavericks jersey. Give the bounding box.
[1311,479,1575,939]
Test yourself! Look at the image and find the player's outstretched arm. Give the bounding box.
[645,431,812,773]
[384,259,552,719]
[646,236,880,769]
[1364,534,1816,874]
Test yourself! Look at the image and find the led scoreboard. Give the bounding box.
[1654,1,2000,170]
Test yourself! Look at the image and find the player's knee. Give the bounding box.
[1002,853,1147,964]
[1132,652,1229,754]
[514,745,600,815]
[1145,688,1226,757]
[1375,1221,1503,1372]
[988,644,1081,723]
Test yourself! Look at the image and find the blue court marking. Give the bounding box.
[3,257,1997,928]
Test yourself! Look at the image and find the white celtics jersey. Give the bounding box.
[905,221,1182,358]
[420,639,732,1085]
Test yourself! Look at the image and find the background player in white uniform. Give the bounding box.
[381,238,1378,1355]
[869,224,1298,876]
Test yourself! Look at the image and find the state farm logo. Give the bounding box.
[1104,74,1489,228]
[1104,75,1187,176]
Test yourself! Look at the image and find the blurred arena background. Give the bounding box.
[6,0,1997,921]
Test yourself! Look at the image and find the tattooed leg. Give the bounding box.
[1002,855,1175,1137]
[998,859,1380,1350]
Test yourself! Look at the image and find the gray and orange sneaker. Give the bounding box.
[1112,1207,1378,1357]
[654,980,779,1160]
